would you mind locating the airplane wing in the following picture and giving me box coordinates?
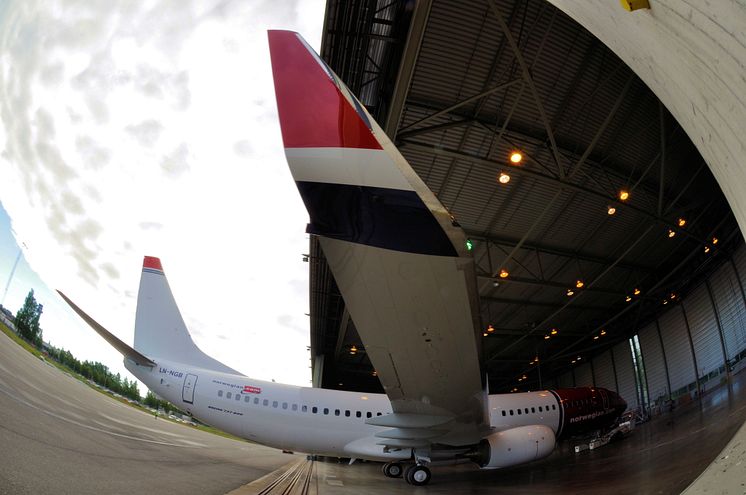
[268,31,488,447]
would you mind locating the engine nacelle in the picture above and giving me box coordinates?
[477,425,556,469]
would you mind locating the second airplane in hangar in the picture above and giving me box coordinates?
[60,30,627,486]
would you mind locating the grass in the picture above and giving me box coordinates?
[0,320,249,443]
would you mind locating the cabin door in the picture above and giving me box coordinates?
[182,373,198,404]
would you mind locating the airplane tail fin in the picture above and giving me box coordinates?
[134,256,238,374]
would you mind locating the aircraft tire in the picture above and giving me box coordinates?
[382,462,403,478]
[404,465,431,486]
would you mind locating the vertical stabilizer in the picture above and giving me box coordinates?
[134,256,238,374]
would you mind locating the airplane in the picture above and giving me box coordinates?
[58,30,627,487]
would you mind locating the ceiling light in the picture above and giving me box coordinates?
[487,324,494,333]
[668,229,676,238]
[493,280,500,288]
[509,151,523,164]
[625,295,632,302]
[350,345,358,355]
[499,269,509,279]
[577,356,582,361]
[544,334,550,340]
[566,289,574,296]
[522,375,527,380]
[576,280,584,288]
[600,329,606,336]
[704,245,711,253]
[550,328,558,335]
[483,332,488,337]
[670,293,677,300]
[498,172,511,184]
[663,299,668,305]
[466,238,474,251]
[593,335,599,340]
[607,205,616,215]
[619,190,630,201]
[678,218,686,227]
[372,371,377,376]
[712,237,719,245]
[571,359,576,364]
[633,288,641,296]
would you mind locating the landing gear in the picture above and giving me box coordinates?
[404,464,431,486]
[382,462,403,478]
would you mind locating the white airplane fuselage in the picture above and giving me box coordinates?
[127,357,623,463]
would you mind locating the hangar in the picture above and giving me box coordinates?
[306,0,746,489]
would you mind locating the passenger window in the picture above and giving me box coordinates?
[244,396,250,403]
[524,408,529,414]
[226,392,232,399]
[236,394,241,401]
[218,390,223,397]
[539,406,543,412]
[334,409,340,416]
[356,411,362,418]
[510,410,514,416]
[292,404,298,411]
[366,412,372,418]
[517,409,522,415]
[377,412,382,416]
[254,398,259,404]
[345,410,350,417]
[323,408,329,415]
[312,406,318,414]
[552,404,556,410]
[302,405,307,412]
[272,401,278,408]
[531,407,535,413]
[282,402,288,410]
[501,410,506,417]
[263,399,269,406]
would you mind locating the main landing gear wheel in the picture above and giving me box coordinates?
[404,464,431,486]
[382,462,403,478]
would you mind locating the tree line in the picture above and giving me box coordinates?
[10,289,181,413]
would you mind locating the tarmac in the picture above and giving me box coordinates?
[0,330,292,495]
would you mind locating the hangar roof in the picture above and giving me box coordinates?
[310,0,741,393]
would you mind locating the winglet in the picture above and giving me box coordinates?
[57,290,156,368]
[143,256,163,272]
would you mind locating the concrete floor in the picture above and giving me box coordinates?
[0,331,292,495]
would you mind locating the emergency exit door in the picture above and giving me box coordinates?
[182,373,198,404]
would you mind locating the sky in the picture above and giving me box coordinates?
[0,0,326,389]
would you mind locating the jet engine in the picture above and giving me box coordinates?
[476,425,556,469]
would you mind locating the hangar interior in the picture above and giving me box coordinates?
[308,0,746,423]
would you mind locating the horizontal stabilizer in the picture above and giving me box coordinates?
[57,291,156,368]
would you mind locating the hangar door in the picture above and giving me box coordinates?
[593,351,616,392]
[683,284,725,379]
[658,306,696,395]
[575,363,593,387]
[710,257,746,362]
[558,371,574,388]
[613,341,638,411]
[638,322,669,403]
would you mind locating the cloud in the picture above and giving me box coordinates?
[125,119,164,147]
[160,142,190,177]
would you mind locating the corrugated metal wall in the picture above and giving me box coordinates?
[613,341,638,411]
[575,363,593,387]
[657,306,696,394]
[558,371,574,388]
[683,284,725,379]
[592,351,616,391]
[638,321,669,403]
[710,259,746,362]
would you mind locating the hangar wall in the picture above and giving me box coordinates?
[558,245,746,414]
[547,1,746,245]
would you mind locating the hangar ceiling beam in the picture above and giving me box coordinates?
[477,274,624,296]
[401,140,713,247]
[486,0,565,179]
[382,0,432,138]
[482,296,608,312]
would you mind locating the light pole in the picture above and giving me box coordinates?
[1,249,22,306]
